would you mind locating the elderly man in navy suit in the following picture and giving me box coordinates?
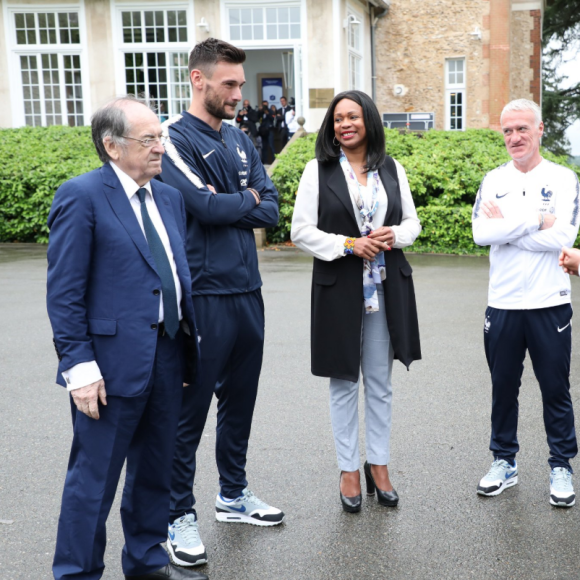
[47,96,208,580]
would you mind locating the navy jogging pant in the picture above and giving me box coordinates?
[484,304,577,471]
[169,290,265,520]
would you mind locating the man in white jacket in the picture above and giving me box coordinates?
[472,98,580,507]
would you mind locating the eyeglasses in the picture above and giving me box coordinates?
[123,135,167,148]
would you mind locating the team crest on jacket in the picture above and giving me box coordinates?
[236,145,247,163]
[541,187,553,201]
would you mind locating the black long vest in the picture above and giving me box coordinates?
[311,157,421,382]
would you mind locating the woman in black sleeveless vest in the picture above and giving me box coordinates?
[291,91,421,513]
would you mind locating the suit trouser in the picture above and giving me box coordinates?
[169,290,264,520]
[484,304,577,471]
[329,286,394,472]
[52,332,183,580]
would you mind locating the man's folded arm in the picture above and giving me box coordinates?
[231,144,279,229]
[46,182,97,375]
[509,174,580,252]
[472,180,539,246]
[161,134,257,225]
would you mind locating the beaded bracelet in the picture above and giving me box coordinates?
[344,237,356,255]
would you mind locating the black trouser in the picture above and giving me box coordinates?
[484,304,577,471]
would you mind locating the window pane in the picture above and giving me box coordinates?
[279,24,289,39]
[145,11,154,26]
[167,11,176,26]
[290,7,300,22]
[230,26,241,41]
[253,8,263,23]
[178,11,186,26]
[254,25,264,40]
[241,9,252,24]
[456,72,464,84]
[241,25,252,41]
[15,13,24,28]
[290,24,300,39]
[267,24,277,39]
[278,8,289,24]
[230,9,240,25]
[266,8,276,23]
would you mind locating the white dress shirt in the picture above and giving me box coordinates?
[62,162,183,391]
[291,158,422,261]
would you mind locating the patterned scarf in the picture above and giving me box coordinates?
[339,150,386,313]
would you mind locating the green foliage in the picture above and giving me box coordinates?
[413,205,486,255]
[268,129,580,251]
[0,126,100,243]
[542,0,580,156]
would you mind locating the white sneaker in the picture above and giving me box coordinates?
[167,513,208,566]
[477,459,518,496]
[550,467,575,507]
[215,488,284,526]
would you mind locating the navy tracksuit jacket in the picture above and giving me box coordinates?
[158,112,279,513]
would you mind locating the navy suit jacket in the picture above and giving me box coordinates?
[47,162,200,397]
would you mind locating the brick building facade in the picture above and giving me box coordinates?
[374,0,544,131]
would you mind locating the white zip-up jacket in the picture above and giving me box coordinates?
[472,158,580,310]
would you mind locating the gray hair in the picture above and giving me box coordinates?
[91,95,152,163]
[500,98,542,127]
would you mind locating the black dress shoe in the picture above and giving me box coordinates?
[340,472,362,513]
[125,562,209,580]
[364,461,399,507]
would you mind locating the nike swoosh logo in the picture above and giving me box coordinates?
[558,323,571,332]
[505,471,516,479]
[496,192,509,199]
[203,149,215,159]
[226,504,246,513]
[168,531,175,541]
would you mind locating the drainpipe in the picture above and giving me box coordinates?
[370,3,389,102]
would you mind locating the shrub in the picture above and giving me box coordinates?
[268,129,580,247]
[0,126,100,243]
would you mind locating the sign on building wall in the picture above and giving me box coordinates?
[382,112,435,130]
[262,78,283,109]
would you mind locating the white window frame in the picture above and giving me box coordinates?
[112,2,193,120]
[4,3,91,127]
[445,57,466,131]
[222,0,302,48]
[346,5,363,91]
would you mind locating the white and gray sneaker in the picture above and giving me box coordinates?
[215,488,285,526]
[550,467,575,507]
[167,513,208,567]
[477,459,518,496]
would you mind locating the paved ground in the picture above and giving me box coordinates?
[2,244,580,580]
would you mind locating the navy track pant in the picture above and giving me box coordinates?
[484,304,577,471]
[169,290,264,520]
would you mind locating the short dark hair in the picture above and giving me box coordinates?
[90,95,151,164]
[188,38,246,78]
[281,96,287,100]
[315,90,386,172]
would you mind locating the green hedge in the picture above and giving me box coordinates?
[1,125,579,252]
[0,126,100,243]
[269,129,580,248]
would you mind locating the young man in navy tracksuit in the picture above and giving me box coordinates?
[157,38,283,568]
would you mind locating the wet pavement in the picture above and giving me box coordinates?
[2,244,580,580]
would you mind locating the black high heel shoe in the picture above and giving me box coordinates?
[364,461,399,507]
[340,472,362,513]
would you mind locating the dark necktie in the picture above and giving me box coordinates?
[137,187,179,339]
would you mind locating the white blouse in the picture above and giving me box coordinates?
[291,158,422,261]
